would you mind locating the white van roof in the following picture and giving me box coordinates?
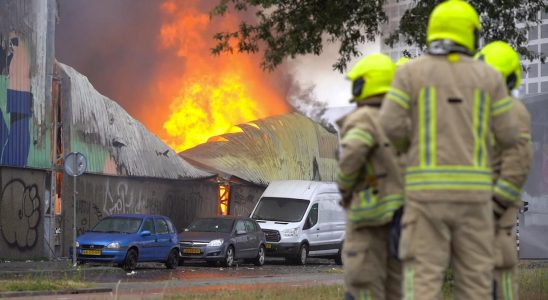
[261,180,338,200]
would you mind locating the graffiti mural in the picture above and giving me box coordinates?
[0,33,32,167]
[0,179,41,251]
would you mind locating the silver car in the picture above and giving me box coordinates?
[178,216,266,267]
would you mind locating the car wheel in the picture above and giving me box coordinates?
[222,245,235,267]
[335,248,343,266]
[123,249,138,272]
[165,249,179,269]
[294,244,308,265]
[253,245,266,266]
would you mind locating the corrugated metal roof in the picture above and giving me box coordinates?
[58,62,212,180]
[180,112,339,186]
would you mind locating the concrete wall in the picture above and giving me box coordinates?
[60,174,217,256]
[229,184,266,217]
[0,167,47,259]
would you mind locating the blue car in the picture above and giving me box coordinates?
[75,214,180,271]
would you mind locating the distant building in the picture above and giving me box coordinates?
[522,11,548,95]
[380,0,421,61]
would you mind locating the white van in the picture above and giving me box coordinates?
[249,180,345,265]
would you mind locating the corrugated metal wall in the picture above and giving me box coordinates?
[0,0,52,169]
[58,63,212,180]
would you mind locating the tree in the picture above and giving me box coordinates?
[211,0,546,72]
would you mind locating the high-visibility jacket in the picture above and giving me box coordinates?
[379,54,520,202]
[492,98,533,210]
[336,96,404,228]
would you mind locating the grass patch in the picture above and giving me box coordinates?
[0,279,90,292]
[168,285,344,300]
[518,265,548,299]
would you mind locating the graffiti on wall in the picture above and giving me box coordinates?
[0,33,32,167]
[67,176,213,239]
[0,179,41,250]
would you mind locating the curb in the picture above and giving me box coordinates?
[0,287,112,298]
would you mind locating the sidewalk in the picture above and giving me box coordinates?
[0,258,121,278]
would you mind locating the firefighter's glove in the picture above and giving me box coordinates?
[492,196,509,220]
[339,188,352,209]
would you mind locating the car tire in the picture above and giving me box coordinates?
[293,244,308,265]
[165,249,179,269]
[222,245,235,267]
[123,249,138,272]
[335,248,343,266]
[253,245,266,266]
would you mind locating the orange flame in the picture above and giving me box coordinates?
[157,0,289,152]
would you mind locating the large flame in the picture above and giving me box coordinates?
[157,0,289,152]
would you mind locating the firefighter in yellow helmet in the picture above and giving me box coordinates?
[476,41,532,300]
[379,1,520,299]
[336,53,404,300]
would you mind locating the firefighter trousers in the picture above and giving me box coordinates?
[493,207,519,300]
[343,223,401,300]
[399,200,494,300]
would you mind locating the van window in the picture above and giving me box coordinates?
[251,197,310,222]
[304,203,319,230]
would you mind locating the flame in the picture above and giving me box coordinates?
[157,0,289,152]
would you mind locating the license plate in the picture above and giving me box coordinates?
[82,249,101,255]
[265,243,272,249]
[183,247,202,254]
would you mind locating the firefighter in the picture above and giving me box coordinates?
[336,53,404,300]
[378,0,520,299]
[476,41,533,300]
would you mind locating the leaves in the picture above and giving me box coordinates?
[211,0,546,72]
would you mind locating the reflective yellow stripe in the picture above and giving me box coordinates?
[494,179,522,203]
[520,132,531,140]
[359,289,371,300]
[406,166,492,191]
[491,97,513,116]
[473,89,489,167]
[404,266,415,300]
[503,271,514,300]
[350,193,403,224]
[342,128,375,147]
[386,88,410,109]
[419,87,436,167]
[336,169,359,189]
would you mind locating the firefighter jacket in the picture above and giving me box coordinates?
[379,54,520,203]
[336,95,404,228]
[492,98,532,209]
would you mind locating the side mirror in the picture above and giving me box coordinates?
[236,230,246,235]
[141,230,151,237]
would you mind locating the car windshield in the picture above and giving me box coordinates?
[92,217,143,234]
[251,197,310,222]
[187,218,234,233]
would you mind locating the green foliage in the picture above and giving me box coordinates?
[211,0,546,72]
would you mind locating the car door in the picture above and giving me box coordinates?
[233,220,249,258]
[302,203,321,250]
[244,220,259,258]
[139,217,157,260]
[154,217,172,260]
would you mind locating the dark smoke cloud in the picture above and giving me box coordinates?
[55,0,181,125]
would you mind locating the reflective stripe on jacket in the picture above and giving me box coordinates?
[379,54,520,202]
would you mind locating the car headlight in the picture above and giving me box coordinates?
[75,241,80,248]
[106,242,121,249]
[207,239,224,247]
[282,227,300,237]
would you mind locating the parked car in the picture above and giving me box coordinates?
[75,214,180,271]
[250,180,345,265]
[178,216,266,267]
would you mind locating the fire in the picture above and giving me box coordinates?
[157,0,290,152]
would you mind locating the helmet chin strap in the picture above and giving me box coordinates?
[427,40,473,56]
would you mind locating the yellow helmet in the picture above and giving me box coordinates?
[347,53,395,102]
[475,41,522,90]
[427,0,481,52]
[395,57,410,67]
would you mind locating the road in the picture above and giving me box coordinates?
[16,258,343,299]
